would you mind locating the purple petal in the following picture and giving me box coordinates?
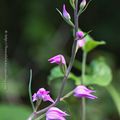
[74,85,97,99]
[48,54,66,65]
[43,94,54,103]
[48,107,68,116]
[77,39,86,47]
[46,107,68,120]
[76,31,84,39]
[32,93,37,102]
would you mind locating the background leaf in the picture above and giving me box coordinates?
[0,104,31,120]
[81,57,112,86]
[106,85,120,116]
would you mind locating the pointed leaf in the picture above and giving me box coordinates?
[83,35,106,52]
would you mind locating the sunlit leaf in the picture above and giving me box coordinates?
[83,35,106,52]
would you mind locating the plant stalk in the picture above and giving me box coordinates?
[81,52,87,120]
[29,69,35,112]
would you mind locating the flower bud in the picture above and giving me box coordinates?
[63,4,71,20]
[74,85,97,99]
[80,0,86,9]
[76,31,86,48]
[48,54,67,74]
[46,107,68,120]
[76,31,84,39]
[48,54,66,65]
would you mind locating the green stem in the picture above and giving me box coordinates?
[35,100,42,111]
[60,90,74,101]
[29,69,35,112]
[81,52,87,120]
[35,113,45,120]
[81,52,87,84]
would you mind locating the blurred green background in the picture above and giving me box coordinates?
[0,0,120,120]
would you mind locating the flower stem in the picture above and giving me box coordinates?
[34,113,45,120]
[29,69,35,112]
[81,52,87,120]
[35,100,42,111]
[60,90,74,101]
[81,52,87,84]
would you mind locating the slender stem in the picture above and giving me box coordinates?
[60,90,74,101]
[81,52,87,120]
[81,52,87,84]
[29,69,35,112]
[27,1,79,119]
[34,113,46,120]
[35,100,42,111]
[74,0,79,35]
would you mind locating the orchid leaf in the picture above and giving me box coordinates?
[79,57,112,86]
[83,35,106,52]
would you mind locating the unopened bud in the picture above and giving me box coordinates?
[80,0,86,9]
[63,4,71,20]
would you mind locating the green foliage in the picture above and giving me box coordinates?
[83,35,106,52]
[48,66,79,85]
[48,57,112,87]
[48,66,64,84]
[48,66,75,97]
[83,57,112,86]
[0,104,31,120]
